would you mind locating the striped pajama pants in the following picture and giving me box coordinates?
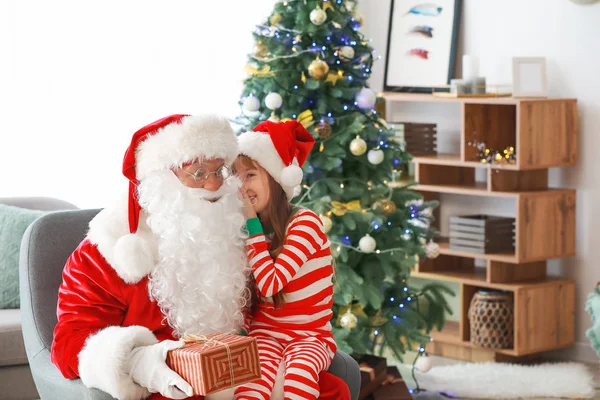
[233,335,333,400]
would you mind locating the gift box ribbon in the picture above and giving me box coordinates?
[181,334,236,386]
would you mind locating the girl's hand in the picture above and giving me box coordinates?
[239,187,258,219]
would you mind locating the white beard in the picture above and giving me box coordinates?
[137,170,250,338]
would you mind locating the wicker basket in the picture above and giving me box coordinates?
[468,290,514,349]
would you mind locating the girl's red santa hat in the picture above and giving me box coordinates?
[237,120,315,200]
[88,113,238,283]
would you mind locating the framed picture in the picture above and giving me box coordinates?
[383,0,462,93]
[512,57,548,98]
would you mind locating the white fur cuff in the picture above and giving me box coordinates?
[78,325,158,400]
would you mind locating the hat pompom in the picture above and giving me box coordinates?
[293,185,302,198]
[280,164,304,187]
[112,233,155,284]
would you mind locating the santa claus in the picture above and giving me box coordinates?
[50,114,350,400]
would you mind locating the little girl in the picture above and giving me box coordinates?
[233,120,336,400]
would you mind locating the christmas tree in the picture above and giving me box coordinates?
[237,0,452,361]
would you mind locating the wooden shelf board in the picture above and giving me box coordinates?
[381,92,577,105]
[412,183,519,198]
[388,181,573,200]
[412,268,573,291]
[411,154,519,170]
[429,321,519,356]
[438,242,517,263]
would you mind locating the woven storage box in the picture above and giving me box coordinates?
[468,290,514,349]
[449,214,515,254]
[393,122,437,156]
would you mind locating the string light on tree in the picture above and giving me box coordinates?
[359,234,377,253]
[367,148,384,165]
[308,58,330,80]
[356,87,377,109]
[340,309,358,329]
[350,136,367,156]
[309,6,328,25]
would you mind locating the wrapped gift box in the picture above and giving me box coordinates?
[357,354,388,400]
[166,333,261,396]
[372,366,413,400]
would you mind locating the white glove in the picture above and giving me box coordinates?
[127,339,194,399]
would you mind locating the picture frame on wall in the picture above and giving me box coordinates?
[512,57,548,98]
[383,0,462,93]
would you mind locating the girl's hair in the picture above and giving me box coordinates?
[234,155,294,309]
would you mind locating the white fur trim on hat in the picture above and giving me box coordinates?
[87,192,157,284]
[237,130,302,200]
[78,325,157,400]
[135,114,239,181]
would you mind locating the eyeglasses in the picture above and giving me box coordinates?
[180,164,232,184]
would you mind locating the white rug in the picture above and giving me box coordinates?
[415,362,595,398]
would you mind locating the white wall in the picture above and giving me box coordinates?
[0,0,275,208]
[358,0,600,362]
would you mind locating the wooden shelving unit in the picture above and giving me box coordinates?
[383,93,578,362]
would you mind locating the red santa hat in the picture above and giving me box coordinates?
[237,120,315,200]
[122,113,238,234]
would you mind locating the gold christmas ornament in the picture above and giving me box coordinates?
[350,136,367,156]
[308,58,330,80]
[340,309,358,329]
[254,42,268,58]
[322,1,334,12]
[310,7,328,25]
[320,215,333,233]
[325,70,344,86]
[315,121,332,139]
[269,12,283,25]
[380,200,397,216]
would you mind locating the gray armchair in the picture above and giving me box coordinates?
[19,209,360,400]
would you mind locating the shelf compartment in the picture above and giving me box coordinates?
[518,100,578,170]
[487,260,546,284]
[424,279,575,360]
[489,168,548,192]
[412,153,519,170]
[516,190,576,262]
[463,103,517,165]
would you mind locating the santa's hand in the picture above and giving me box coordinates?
[126,339,194,399]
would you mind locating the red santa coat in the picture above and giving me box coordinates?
[51,205,350,400]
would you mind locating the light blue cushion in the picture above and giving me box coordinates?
[0,204,48,308]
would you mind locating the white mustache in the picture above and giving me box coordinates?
[185,181,238,201]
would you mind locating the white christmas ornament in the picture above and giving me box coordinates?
[359,234,377,253]
[367,149,384,165]
[415,355,433,373]
[340,46,355,60]
[356,88,377,109]
[265,92,283,110]
[321,215,333,233]
[425,240,440,259]
[340,309,358,329]
[243,96,260,112]
[310,8,327,25]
